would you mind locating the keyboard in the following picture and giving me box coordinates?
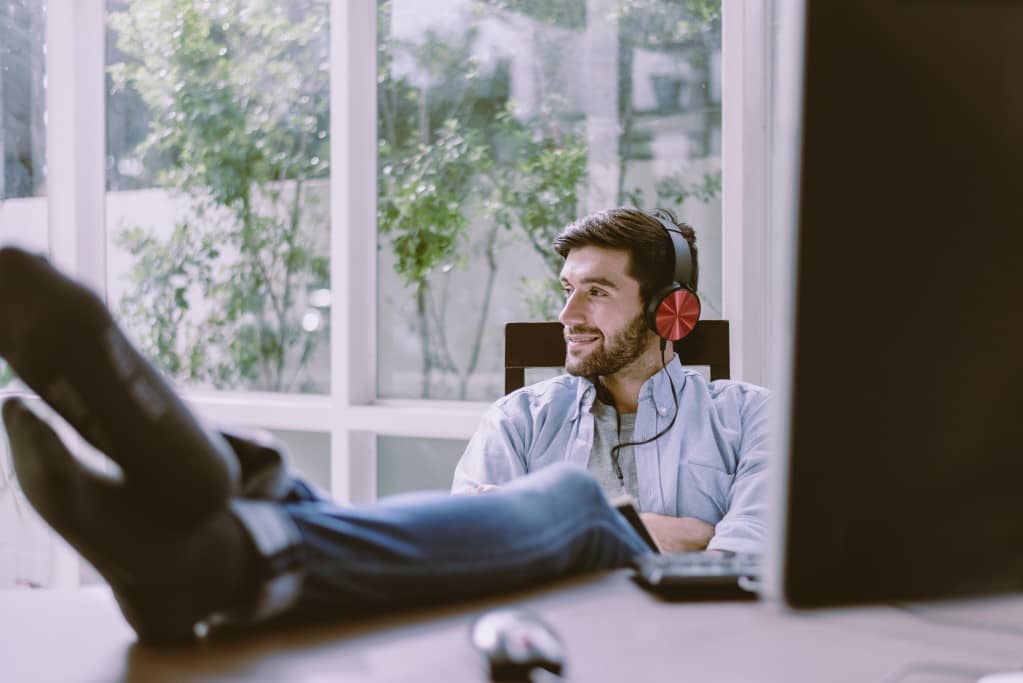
[631,551,761,601]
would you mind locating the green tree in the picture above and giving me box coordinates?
[377,2,590,398]
[377,2,500,398]
[108,0,330,392]
[492,108,588,318]
[616,0,722,203]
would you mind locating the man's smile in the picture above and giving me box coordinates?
[565,333,601,350]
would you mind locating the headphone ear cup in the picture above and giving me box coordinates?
[645,283,676,335]
[646,284,701,341]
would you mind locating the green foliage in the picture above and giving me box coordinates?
[656,169,722,206]
[617,0,721,47]
[379,121,491,288]
[477,0,720,45]
[0,361,14,388]
[624,168,723,210]
[376,3,594,394]
[108,0,330,392]
[493,108,588,281]
[476,0,585,28]
[519,276,566,321]
[115,223,214,381]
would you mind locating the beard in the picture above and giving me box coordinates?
[565,313,649,377]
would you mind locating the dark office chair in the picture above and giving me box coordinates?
[504,320,730,394]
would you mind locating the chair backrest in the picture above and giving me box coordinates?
[504,320,730,394]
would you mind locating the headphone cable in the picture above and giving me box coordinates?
[609,338,680,484]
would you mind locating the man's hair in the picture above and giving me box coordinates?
[552,207,698,305]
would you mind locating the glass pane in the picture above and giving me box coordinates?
[0,0,46,203]
[377,435,467,497]
[376,0,722,400]
[0,0,48,391]
[104,0,331,394]
[272,428,331,492]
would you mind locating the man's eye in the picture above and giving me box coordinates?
[589,288,607,297]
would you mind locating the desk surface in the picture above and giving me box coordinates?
[2,571,1023,683]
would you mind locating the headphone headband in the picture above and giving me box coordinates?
[650,214,694,290]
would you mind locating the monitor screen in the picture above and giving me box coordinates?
[770,1,1023,606]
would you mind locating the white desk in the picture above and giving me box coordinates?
[1,571,1022,682]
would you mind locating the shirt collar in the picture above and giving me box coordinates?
[572,355,688,419]
[640,355,688,413]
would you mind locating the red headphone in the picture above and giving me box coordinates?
[644,215,701,342]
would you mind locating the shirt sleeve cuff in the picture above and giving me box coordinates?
[706,522,765,555]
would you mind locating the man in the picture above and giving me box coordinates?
[453,208,770,554]
[0,245,648,644]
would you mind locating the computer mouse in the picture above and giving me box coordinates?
[469,608,565,681]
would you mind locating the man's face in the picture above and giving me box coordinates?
[558,246,652,377]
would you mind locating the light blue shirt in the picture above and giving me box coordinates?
[452,357,771,553]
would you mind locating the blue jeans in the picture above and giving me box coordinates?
[227,441,649,621]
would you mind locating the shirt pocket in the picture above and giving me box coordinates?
[678,461,735,524]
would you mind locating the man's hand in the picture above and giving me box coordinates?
[639,513,715,552]
[475,484,501,494]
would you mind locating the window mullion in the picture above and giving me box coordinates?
[46,0,105,292]
[331,0,378,503]
[43,0,106,589]
[722,0,771,386]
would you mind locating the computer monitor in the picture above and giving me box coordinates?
[767,1,1023,606]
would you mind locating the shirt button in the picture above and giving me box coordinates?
[658,407,667,416]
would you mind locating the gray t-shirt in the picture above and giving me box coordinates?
[587,400,639,502]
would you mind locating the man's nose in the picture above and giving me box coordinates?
[558,292,584,327]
